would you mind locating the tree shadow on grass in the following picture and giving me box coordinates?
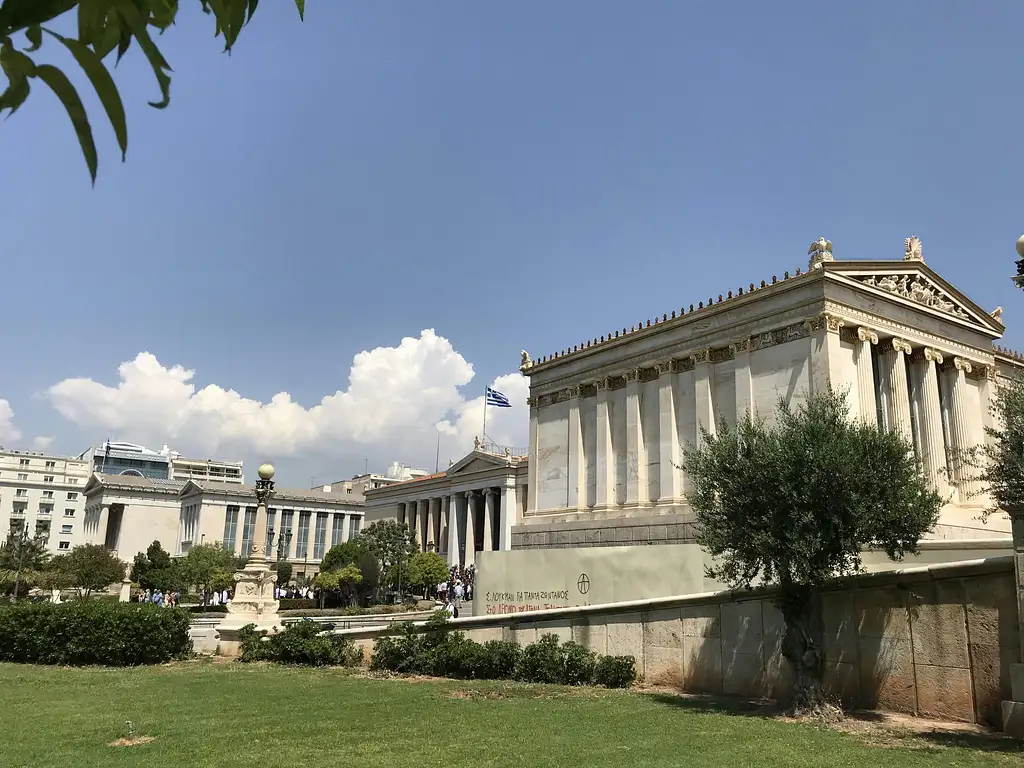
[905,729,1023,755]
[643,691,782,719]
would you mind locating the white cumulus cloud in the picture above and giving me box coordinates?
[32,436,54,451]
[0,399,20,443]
[44,330,528,466]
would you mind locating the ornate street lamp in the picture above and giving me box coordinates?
[1014,235,1024,290]
[216,463,282,656]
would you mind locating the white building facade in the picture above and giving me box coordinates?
[519,244,1023,546]
[0,448,91,553]
[363,449,529,567]
[85,440,244,484]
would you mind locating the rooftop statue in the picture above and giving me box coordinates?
[807,237,834,269]
[904,236,924,262]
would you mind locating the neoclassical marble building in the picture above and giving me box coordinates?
[517,240,1022,547]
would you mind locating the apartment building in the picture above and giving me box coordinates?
[0,448,91,554]
[313,461,430,502]
[84,440,244,484]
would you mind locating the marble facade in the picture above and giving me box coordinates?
[519,248,1023,543]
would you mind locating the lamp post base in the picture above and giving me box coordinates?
[215,560,280,658]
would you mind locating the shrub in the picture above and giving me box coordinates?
[0,601,191,666]
[278,598,318,610]
[476,640,521,680]
[594,655,636,689]
[562,641,597,685]
[516,633,566,684]
[239,621,362,666]
[187,604,227,614]
[370,621,423,673]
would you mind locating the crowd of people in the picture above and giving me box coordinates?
[436,564,475,618]
[135,588,184,607]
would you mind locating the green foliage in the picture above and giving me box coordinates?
[684,388,941,707]
[0,0,306,183]
[968,372,1024,512]
[177,543,236,596]
[271,559,292,587]
[0,600,191,665]
[319,541,361,573]
[240,621,361,667]
[358,520,417,597]
[130,541,180,592]
[593,655,637,689]
[0,529,51,594]
[369,624,632,688]
[61,543,127,597]
[407,552,448,595]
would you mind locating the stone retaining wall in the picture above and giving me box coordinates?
[335,556,1020,727]
[511,513,697,549]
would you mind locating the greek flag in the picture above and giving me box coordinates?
[485,387,512,408]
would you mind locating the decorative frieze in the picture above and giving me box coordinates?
[690,349,712,365]
[749,322,810,351]
[578,383,598,398]
[606,375,627,391]
[710,346,735,364]
[638,367,660,383]
[858,273,970,320]
[624,369,639,382]
[729,338,750,354]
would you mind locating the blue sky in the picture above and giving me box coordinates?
[1,1,1021,486]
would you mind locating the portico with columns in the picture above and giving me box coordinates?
[518,238,1023,547]
[363,448,528,567]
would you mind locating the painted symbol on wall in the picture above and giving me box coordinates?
[577,573,590,595]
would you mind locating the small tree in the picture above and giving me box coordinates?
[313,570,340,609]
[336,563,363,606]
[407,552,448,598]
[684,389,941,712]
[130,540,178,591]
[359,520,417,600]
[271,560,292,588]
[0,530,50,596]
[319,540,362,573]
[966,373,1024,513]
[178,543,236,602]
[62,544,126,598]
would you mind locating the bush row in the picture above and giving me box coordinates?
[370,617,636,688]
[239,621,362,667]
[0,601,192,666]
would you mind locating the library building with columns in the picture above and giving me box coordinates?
[516,237,1023,549]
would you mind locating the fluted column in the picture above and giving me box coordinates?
[732,339,753,421]
[426,498,438,552]
[445,495,460,567]
[805,312,845,396]
[910,347,950,498]
[657,360,680,503]
[408,501,418,547]
[397,502,407,526]
[463,491,476,567]
[483,489,496,551]
[527,396,540,514]
[499,483,517,550]
[944,357,982,502]
[567,386,586,511]
[595,378,615,508]
[879,337,913,439]
[625,369,649,507]
[692,350,715,437]
[853,328,879,425]
[417,499,429,553]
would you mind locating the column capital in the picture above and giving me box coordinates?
[526,395,539,407]
[857,327,879,345]
[690,348,713,365]
[910,347,944,365]
[624,369,640,383]
[804,312,844,334]
[941,356,973,374]
[729,338,751,354]
[879,337,913,355]
[484,488,497,497]
[464,490,474,498]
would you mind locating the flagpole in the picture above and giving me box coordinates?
[482,387,488,448]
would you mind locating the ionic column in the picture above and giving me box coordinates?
[408,501,418,546]
[527,396,540,514]
[97,503,110,547]
[417,499,429,552]
[499,483,517,550]
[805,312,845,396]
[692,350,715,437]
[463,491,476,567]
[910,347,951,498]
[595,379,616,508]
[483,489,496,551]
[445,495,460,567]
[439,497,450,556]
[944,357,982,502]
[567,386,586,511]
[853,328,879,425]
[426,498,438,552]
[732,339,753,421]
[657,360,680,503]
[625,369,649,507]
[397,502,407,526]
[879,337,914,439]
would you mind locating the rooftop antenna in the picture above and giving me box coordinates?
[365,458,368,475]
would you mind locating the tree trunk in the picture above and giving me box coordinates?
[777,587,829,715]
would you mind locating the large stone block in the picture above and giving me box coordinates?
[965,574,1019,651]
[969,643,1013,727]
[721,600,763,657]
[571,619,607,654]
[534,621,572,643]
[823,660,860,707]
[909,581,969,668]
[822,590,858,663]
[681,604,720,637]
[855,586,910,640]
[1002,699,1024,738]
[644,609,683,649]
[1012,662,1024,700]
[723,651,767,697]
[681,634,723,694]
[915,664,975,722]
[858,636,917,714]
[650,525,668,541]
[514,624,538,645]
[760,600,786,660]
[605,613,644,660]
[644,644,684,686]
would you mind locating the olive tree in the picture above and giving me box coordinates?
[0,0,306,182]
[973,372,1024,512]
[683,389,941,712]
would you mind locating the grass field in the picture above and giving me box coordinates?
[0,661,1020,767]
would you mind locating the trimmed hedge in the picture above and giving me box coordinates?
[369,618,636,688]
[239,621,362,667]
[0,601,192,666]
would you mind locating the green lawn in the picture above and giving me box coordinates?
[0,662,1019,768]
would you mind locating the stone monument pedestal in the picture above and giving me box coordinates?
[1001,505,1024,737]
[216,561,281,657]
[119,577,132,603]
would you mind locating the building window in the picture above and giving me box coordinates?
[331,514,345,546]
[43,476,54,483]
[68,478,78,485]
[12,503,27,517]
[64,509,75,518]
[295,512,311,559]
[239,507,257,556]
[313,513,328,559]
[223,505,239,553]
[61,524,73,534]
[45,461,55,469]
[349,516,361,538]
[58,541,70,550]
[17,473,27,481]
[38,507,51,516]
[19,458,29,467]
[280,510,294,558]
[42,491,53,500]
[15,489,26,497]
[180,503,199,553]
[265,509,277,557]
[67,492,78,501]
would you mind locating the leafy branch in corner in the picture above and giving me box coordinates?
[0,0,306,183]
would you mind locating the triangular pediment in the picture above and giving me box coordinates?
[83,473,104,494]
[824,261,1005,336]
[447,450,511,476]
[178,479,204,498]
